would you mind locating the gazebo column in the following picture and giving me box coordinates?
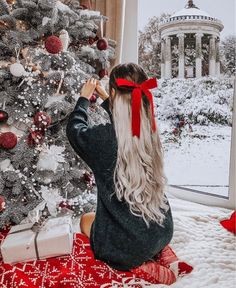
[195,33,203,78]
[161,39,165,78]
[165,36,172,79]
[177,33,185,78]
[209,35,217,76]
[215,38,221,76]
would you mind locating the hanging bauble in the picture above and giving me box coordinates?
[0,132,17,149]
[59,29,70,52]
[0,196,6,213]
[80,4,89,9]
[97,38,108,50]
[99,69,108,79]
[0,110,8,123]
[45,35,63,54]
[27,129,45,146]
[33,111,52,129]
[9,62,25,77]
[89,94,97,104]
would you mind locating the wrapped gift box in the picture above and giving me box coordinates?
[1,215,73,264]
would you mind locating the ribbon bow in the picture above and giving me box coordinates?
[115,78,158,138]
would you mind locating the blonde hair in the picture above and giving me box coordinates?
[109,63,169,228]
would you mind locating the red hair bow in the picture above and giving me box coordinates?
[115,78,158,138]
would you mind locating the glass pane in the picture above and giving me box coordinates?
[138,0,235,198]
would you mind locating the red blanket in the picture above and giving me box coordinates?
[0,228,192,287]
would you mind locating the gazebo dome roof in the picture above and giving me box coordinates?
[171,7,211,18]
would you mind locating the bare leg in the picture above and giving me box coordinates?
[80,212,95,238]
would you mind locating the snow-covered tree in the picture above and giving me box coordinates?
[138,14,170,78]
[0,0,115,228]
[220,35,236,76]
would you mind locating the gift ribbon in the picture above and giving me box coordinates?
[9,220,47,260]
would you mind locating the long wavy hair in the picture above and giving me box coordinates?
[108,63,169,228]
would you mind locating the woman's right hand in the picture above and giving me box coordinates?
[80,78,97,100]
[95,81,109,100]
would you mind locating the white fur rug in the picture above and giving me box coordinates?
[153,196,236,288]
[73,196,236,288]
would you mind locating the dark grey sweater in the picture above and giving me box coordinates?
[66,96,174,271]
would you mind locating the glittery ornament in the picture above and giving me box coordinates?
[0,110,8,123]
[27,129,45,146]
[34,111,52,129]
[89,94,97,104]
[45,36,63,54]
[99,69,108,79]
[0,132,17,149]
[96,38,108,50]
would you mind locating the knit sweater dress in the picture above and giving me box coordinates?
[66,96,174,271]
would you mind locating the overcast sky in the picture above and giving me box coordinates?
[138,0,236,39]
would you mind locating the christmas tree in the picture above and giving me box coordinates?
[0,0,116,228]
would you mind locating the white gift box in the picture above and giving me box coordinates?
[1,215,73,264]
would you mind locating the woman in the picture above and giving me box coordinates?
[66,63,174,273]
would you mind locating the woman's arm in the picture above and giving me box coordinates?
[100,98,113,123]
[66,96,94,167]
[66,78,97,167]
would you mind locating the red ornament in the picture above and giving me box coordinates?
[80,4,89,9]
[27,129,45,146]
[34,111,51,129]
[88,37,95,45]
[0,195,6,212]
[59,200,72,210]
[99,69,108,79]
[0,110,8,123]
[89,94,97,104]
[88,35,99,45]
[0,132,17,149]
[45,36,63,54]
[96,38,108,50]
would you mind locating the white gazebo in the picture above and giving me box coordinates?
[159,0,224,79]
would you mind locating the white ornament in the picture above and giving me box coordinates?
[37,145,66,173]
[59,29,70,51]
[10,62,25,77]
[42,16,51,26]
[0,159,14,172]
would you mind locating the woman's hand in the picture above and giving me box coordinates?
[95,81,109,100]
[80,78,97,99]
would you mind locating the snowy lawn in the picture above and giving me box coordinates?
[159,120,232,197]
[154,77,234,198]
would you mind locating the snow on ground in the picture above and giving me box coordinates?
[158,120,232,197]
[153,77,234,198]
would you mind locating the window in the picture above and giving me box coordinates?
[125,0,236,209]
